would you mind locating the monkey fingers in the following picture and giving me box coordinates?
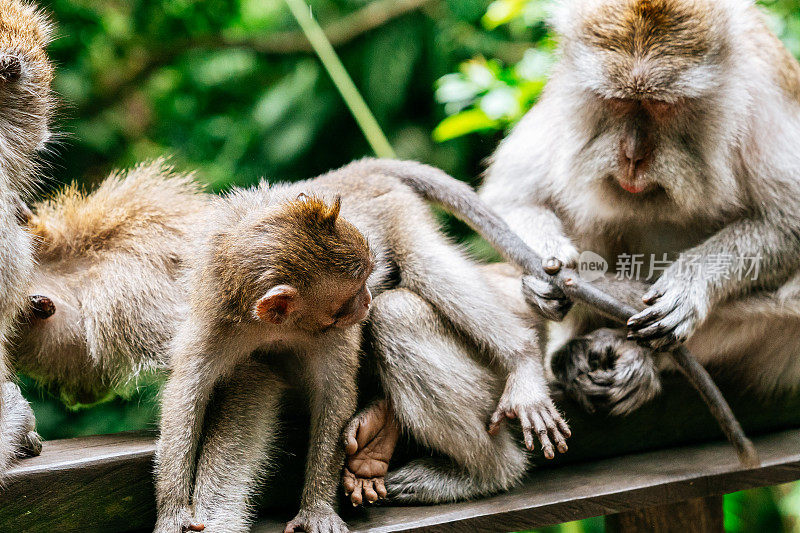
[343,468,387,505]
[521,274,573,321]
[489,399,570,458]
[627,292,698,350]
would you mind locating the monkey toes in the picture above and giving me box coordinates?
[342,399,400,506]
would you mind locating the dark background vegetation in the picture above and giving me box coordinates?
[19,1,800,531]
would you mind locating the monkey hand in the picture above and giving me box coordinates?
[522,273,573,321]
[627,274,709,350]
[488,380,570,459]
[342,399,399,506]
[521,244,578,321]
[284,506,348,533]
[550,328,662,416]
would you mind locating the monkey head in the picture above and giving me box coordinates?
[251,195,374,333]
[549,0,752,224]
[0,1,54,183]
[211,193,374,335]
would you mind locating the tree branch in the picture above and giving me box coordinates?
[235,0,437,54]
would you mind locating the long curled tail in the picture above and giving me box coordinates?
[351,157,544,274]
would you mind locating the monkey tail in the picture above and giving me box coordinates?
[353,157,759,468]
[352,157,545,274]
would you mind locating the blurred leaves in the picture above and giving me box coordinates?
[433,0,800,142]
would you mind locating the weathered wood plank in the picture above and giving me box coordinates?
[605,496,724,533]
[253,428,800,533]
[4,375,800,532]
[2,432,157,533]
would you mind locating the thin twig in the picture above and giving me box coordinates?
[284,0,395,158]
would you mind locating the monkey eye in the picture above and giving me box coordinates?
[604,97,637,116]
[643,99,678,121]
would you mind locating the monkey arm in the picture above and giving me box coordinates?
[628,214,800,351]
[285,330,359,533]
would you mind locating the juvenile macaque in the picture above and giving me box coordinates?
[0,0,55,475]
[155,159,570,533]
[480,0,800,414]
[14,161,208,405]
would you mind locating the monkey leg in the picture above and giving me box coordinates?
[192,361,287,533]
[367,289,529,504]
[0,382,41,475]
[342,397,400,505]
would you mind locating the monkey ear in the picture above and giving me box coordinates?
[296,192,309,201]
[254,285,299,324]
[324,196,341,223]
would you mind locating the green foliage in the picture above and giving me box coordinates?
[433,0,800,141]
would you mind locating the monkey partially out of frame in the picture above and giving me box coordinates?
[155,159,571,533]
[15,161,208,406]
[0,0,55,477]
[478,0,800,414]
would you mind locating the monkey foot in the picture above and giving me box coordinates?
[342,398,400,506]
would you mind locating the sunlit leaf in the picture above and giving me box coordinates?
[432,108,499,142]
[480,86,520,119]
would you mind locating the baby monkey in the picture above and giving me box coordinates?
[156,159,570,533]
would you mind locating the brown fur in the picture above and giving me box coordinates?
[574,0,729,99]
[209,195,371,322]
[31,161,205,260]
[14,161,209,405]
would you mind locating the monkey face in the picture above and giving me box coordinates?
[297,277,373,333]
[548,0,747,225]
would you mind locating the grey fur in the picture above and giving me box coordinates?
[479,0,800,414]
[0,0,56,478]
[155,160,568,532]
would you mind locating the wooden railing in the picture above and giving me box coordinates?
[3,376,800,533]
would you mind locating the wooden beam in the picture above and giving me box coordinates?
[254,428,800,532]
[606,496,724,533]
[3,428,798,532]
[6,375,800,532]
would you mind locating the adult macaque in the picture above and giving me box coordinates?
[0,0,55,475]
[480,0,800,414]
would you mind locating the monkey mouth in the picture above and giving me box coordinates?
[615,176,656,195]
